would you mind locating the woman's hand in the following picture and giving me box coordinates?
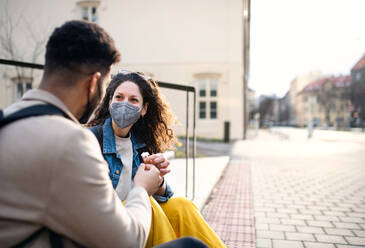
[142,153,171,176]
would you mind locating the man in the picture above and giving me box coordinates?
[0,20,162,247]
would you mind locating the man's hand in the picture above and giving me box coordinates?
[142,153,171,176]
[133,163,160,196]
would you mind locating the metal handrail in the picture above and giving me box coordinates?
[0,58,197,200]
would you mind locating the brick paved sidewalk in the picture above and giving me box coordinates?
[202,159,255,248]
[203,129,365,248]
[248,129,365,248]
[253,157,365,248]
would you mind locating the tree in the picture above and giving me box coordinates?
[258,96,274,127]
[0,0,47,92]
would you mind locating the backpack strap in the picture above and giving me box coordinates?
[11,228,46,248]
[0,104,69,128]
[10,228,66,248]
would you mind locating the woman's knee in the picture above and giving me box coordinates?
[160,197,198,215]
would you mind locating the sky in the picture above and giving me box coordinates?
[249,0,365,97]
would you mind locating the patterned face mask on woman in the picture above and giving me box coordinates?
[109,102,141,129]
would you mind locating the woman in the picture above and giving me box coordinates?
[88,70,225,248]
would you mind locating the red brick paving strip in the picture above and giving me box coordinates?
[202,160,255,248]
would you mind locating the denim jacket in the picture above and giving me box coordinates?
[89,117,173,202]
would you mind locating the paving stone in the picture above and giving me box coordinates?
[353,230,365,237]
[346,212,365,218]
[296,226,324,234]
[290,204,307,209]
[322,211,346,217]
[269,224,296,232]
[315,234,347,244]
[333,222,362,230]
[314,215,340,222]
[256,238,272,248]
[256,223,269,230]
[310,206,329,211]
[267,212,290,219]
[340,217,365,224]
[255,217,281,224]
[303,242,336,248]
[300,209,323,215]
[345,237,365,246]
[337,245,365,248]
[324,228,354,236]
[291,214,315,220]
[255,212,266,217]
[286,232,316,241]
[307,220,334,228]
[351,208,365,213]
[277,208,299,214]
[272,240,304,248]
[255,207,276,212]
[264,203,286,209]
[330,207,351,212]
[281,219,306,226]
[256,230,285,239]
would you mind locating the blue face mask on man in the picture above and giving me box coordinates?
[109,102,141,129]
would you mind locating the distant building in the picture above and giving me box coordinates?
[297,75,351,128]
[288,72,323,126]
[248,88,257,114]
[278,91,290,125]
[350,54,365,127]
[0,0,245,140]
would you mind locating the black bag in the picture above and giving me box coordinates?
[1,104,70,248]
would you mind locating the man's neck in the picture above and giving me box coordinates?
[39,78,85,120]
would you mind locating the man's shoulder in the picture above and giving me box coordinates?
[1,108,97,153]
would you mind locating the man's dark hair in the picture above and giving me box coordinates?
[45,20,120,74]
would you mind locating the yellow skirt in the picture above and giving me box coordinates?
[145,197,226,248]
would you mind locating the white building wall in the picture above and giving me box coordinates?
[0,0,244,139]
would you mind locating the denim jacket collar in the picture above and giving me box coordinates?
[102,117,146,156]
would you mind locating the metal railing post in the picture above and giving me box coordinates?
[185,90,190,198]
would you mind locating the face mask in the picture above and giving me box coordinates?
[110,102,141,129]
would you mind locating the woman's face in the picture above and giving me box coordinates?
[111,81,147,116]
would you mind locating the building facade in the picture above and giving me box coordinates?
[350,54,365,126]
[0,0,245,140]
[296,75,351,128]
[288,71,323,126]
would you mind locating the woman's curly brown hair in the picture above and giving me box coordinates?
[87,72,178,153]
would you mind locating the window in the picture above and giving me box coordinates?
[197,77,219,119]
[81,6,98,22]
[356,72,361,81]
[199,80,206,97]
[210,102,217,119]
[77,1,100,22]
[15,80,32,99]
[199,102,206,119]
[210,79,217,97]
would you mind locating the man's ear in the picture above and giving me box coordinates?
[141,103,148,116]
[88,72,101,94]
